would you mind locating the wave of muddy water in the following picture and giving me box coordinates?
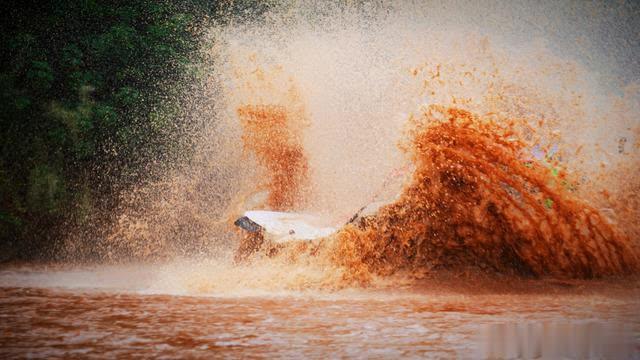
[0,264,638,358]
[232,103,639,284]
[330,106,640,282]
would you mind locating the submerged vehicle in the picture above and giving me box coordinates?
[233,202,387,262]
[232,144,571,263]
[232,164,409,262]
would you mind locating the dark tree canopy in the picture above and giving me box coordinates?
[0,0,273,261]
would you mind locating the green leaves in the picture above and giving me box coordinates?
[9,33,39,73]
[14,96,32,111]
[0,0,209,259]
[62,44,84,69]
[26,61,54,93]
[26,164,66,215]
[115,86,141,106]
[47,86,97,161]
[94,104,117,128]
[88,24,138,68]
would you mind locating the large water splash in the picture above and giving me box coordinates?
[334,106,638,282]
[86,1,639,290]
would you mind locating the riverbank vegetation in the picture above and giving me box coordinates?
[0,0,271,261]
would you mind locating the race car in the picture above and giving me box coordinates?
[233,201,387,263]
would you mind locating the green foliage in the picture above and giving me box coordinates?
[26,61,54,93]
[26,165,66,215]
[0,0,218,260]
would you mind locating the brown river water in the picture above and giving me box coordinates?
[0,265,638,359]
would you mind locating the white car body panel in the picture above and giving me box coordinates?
[243,210,337,244]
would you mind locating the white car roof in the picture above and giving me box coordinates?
[244,210,337,243]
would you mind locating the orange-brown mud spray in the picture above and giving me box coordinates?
[84,2,640,291]
[237,105,309,211]
[335,106,639,282]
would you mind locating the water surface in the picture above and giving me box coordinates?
[0,265,638,358]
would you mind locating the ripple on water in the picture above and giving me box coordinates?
[0,266,638,358]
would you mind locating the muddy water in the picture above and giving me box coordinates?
[332,107,640,282]
[1,266,638,359]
